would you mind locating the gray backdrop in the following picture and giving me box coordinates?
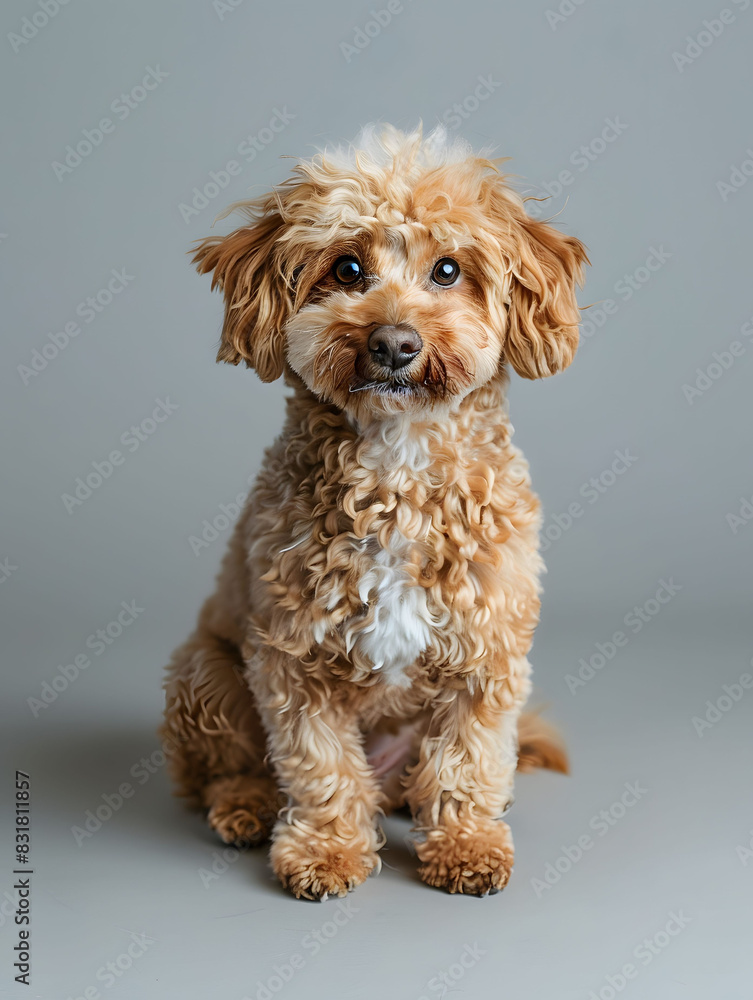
[2,0,751,997]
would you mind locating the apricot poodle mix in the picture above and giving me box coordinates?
[162,124,588,899]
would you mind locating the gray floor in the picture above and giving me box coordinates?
[3,613,751,999]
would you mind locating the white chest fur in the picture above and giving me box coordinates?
[355,530,432,687]
[350,416,437,687]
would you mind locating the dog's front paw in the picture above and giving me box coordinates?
[208,799,273,847]
[416,820,514,896]
[270,830,379,900]
[205,776,282,847]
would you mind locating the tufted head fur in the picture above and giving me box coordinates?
[193,124,589,424]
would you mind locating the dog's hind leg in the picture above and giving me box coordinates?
[161,615,283,846]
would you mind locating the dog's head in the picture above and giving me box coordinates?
[194,125,588,421]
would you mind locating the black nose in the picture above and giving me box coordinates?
[368,325,423,371]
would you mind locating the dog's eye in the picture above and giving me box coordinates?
[333,256,363,285]
[431,258,461,286]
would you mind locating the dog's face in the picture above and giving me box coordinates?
[194,126,588,421]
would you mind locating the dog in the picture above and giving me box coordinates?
[161,124,588,899]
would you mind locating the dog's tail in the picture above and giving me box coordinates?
[517,711,569,774]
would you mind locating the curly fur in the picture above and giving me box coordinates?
[161,124,587,899]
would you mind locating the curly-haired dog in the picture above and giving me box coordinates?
[162,125,588,899]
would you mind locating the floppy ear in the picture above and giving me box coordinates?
[192,197,292,381]
[504,212,589,379]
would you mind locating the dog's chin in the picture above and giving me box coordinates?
[296,373,442,421]
[297,363,494,422]
[345,374,444,418]
[350,377,424,399]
